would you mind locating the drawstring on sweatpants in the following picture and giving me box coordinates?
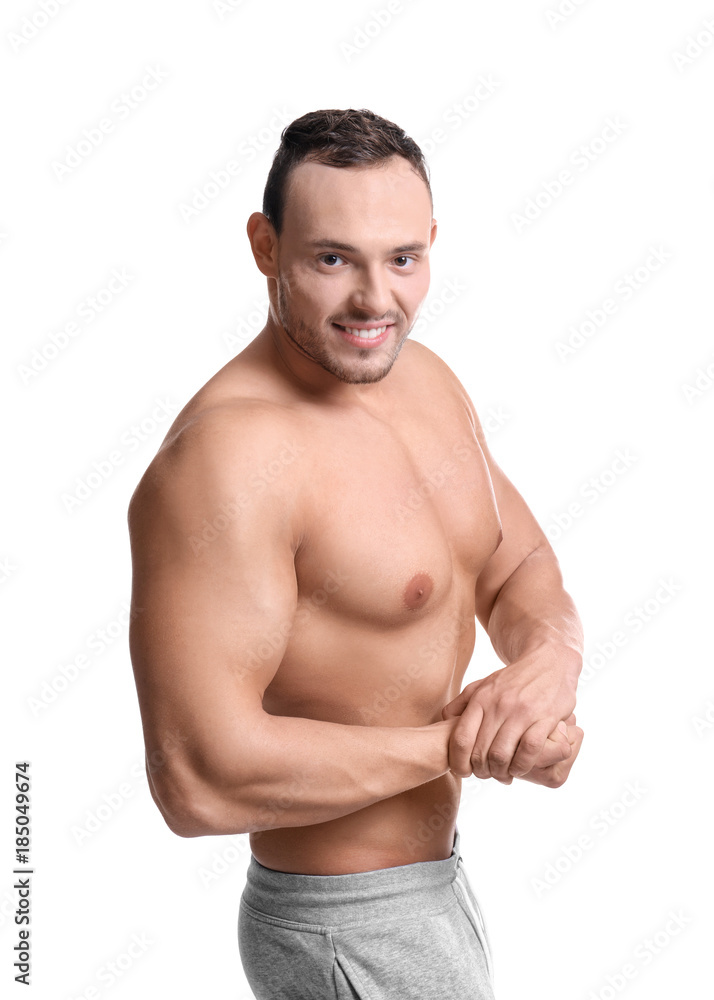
[453,858,495,984]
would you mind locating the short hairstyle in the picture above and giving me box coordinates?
[262,108,432,234]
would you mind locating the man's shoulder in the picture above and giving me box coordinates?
[401,339,476,417]
[128,394,302,528]
[402,338,463,386]
[170,393,297,453]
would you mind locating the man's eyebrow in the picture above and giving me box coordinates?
[306,239,429,254]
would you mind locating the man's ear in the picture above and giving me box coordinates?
[247,212,279,278]
[430,217,438,248]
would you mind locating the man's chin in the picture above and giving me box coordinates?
[332,367,393,385]
[322,347,402,384]
[281,318,406,384]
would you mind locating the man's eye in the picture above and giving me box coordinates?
[394,256,413,267]
[320,254,344,266]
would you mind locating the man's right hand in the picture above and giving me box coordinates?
[449,713,583,788]
[516,713,583,788]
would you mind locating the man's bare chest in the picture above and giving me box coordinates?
[293,404,503,628]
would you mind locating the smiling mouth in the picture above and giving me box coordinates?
[333,323,391,341]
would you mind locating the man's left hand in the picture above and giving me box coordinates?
[441,644,579,782]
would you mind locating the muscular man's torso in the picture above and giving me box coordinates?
[161,334,502,873]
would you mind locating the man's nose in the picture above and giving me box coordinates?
[349,265,392,318]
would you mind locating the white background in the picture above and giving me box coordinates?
[3,1,713,997]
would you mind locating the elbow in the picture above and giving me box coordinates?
[148,763,252,838]
[160,796,219,839]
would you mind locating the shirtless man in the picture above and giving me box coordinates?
[127,108,584,999]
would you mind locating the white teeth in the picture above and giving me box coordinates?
[343,325,387,339]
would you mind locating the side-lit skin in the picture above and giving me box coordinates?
[128,155,583,875]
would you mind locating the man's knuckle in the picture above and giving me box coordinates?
[497,694,518,714]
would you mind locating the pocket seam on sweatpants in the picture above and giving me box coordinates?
[330,931,375,1000]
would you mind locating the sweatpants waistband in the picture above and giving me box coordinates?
[242,829,463,927]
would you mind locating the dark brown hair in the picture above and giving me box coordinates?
[262,108,431,234]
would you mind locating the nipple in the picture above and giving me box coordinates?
[403,572,433,610]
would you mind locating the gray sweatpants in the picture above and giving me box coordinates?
[238,828,496,999]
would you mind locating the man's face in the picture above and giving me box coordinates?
[271,155,436,385]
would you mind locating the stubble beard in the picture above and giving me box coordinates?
[276,280,408,385]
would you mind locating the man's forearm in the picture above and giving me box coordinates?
[165,713,454,837]
[486,542,583,679]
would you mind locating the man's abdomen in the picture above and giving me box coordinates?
[248,771,462,874]
[252,603,473,874]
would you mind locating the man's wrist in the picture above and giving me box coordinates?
[518,630,583,686]
[421,718,457,777]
